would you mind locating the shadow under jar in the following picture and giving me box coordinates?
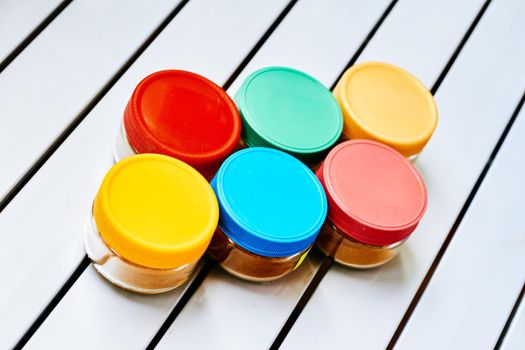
[333,62,438,161]
[84,154,219,294]
[316,140,428,268]
[114,69,241,180]
[234,66,343,168]
[208,147,328,282]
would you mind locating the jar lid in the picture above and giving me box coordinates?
[235,67,342,164]
[124,70,241,178]
[317,140,427,246]
[93,154,219,269]
[212,148,327,257]
[335,62,437,157]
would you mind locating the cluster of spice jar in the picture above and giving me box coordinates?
[84,63,437,294]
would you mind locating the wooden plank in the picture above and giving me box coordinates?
[9,0,289,348]
[156,0,486,348]
[501,297,525,350]
[0,0,61,63]
[0,0,180,202]
[396,103,525,349]
[282,0,525,348]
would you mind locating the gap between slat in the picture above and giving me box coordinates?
[495,282,525,349]
[0,0,73,74]
[13,256,91,349]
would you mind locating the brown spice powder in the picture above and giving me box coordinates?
[316,221,402,268]
[208,227,306,282]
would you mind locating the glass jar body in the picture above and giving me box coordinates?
[114,120,136,162]
[84,215,198,294]
[208,227,309,282]
[316,220,403,268]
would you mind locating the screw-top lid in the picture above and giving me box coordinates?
[212,148,327,257]
[317,140,427,246]
[93,154,219,269]
[235,67,342,165]
[334,62,437,157]
[124,70,241,178]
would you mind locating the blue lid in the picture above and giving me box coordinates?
[211,147,327,257]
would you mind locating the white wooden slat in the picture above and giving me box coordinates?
[156,0,486,349]
[0,0,180,202]
[396,105,525,349]
[282,0,525,348]
[501,297,525,350]
[11,0,288,348]
[0,0,61,63]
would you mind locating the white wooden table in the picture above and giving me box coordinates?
[0,0,524,349]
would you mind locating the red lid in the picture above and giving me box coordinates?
[316,140,427,246]
[124,70,241,178]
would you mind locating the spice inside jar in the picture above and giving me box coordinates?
[115,69,241,180]
[84,154,218,294]
[316,140,427,268]
[234,66,342,167]
[208,147,327,281]
[333,62,438,159]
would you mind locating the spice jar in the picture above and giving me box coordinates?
[234,67,342,167]
[316,140,427,268]
[333,62,437,159]
[208,147,327,281]
[114,70,241,180]
[84,154,219,293]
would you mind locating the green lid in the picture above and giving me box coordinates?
[235,67,343,165]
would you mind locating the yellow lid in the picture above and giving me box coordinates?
[334,62,437,157]
[93,154,219,269]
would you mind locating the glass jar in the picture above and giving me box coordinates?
[333,62,438,160]
[316,140,428,268]
[234,66,342,167]
[84,154,219,294]
[114,70,241,180]
[208,147,327,282]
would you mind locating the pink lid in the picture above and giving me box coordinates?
[316,140,427,246]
